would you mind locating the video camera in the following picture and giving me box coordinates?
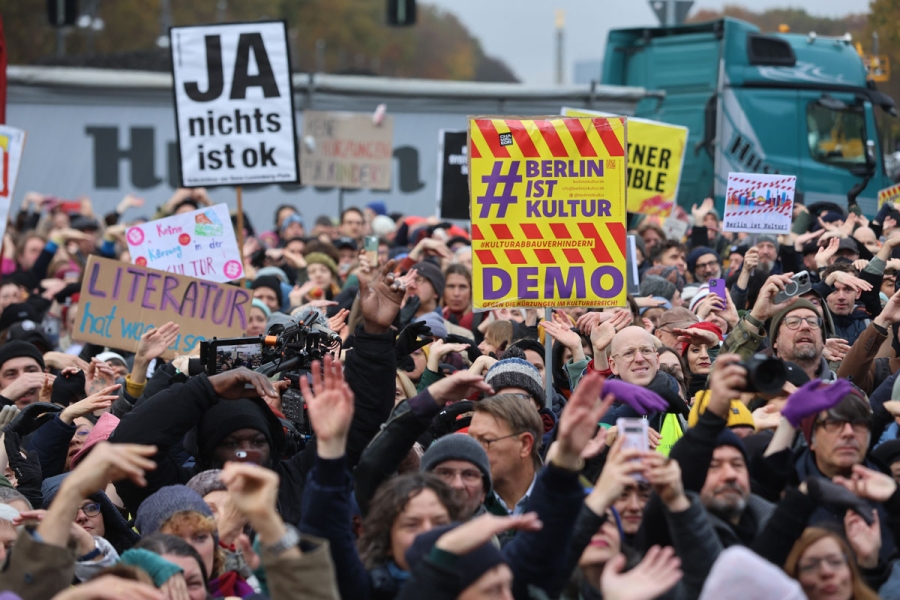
[200,307,342,436]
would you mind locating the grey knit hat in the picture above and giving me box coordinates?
[421,434,492,494]
[485,358,545,406]
[186,470,226,499]
[639,275,676,301]
[134,485,214,536]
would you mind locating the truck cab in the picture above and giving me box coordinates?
[602,18,896,216]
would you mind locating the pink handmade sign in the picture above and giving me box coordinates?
[126,203,243,282]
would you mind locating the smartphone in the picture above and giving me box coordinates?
[233,449,264,464]
[364,236,379,266]
[200,337,264,375]
[773,270,812,304]
[617,418,649,481]
[708,278,726,301]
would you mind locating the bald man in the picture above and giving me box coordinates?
[608,326,661,387]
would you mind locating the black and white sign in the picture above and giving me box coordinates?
[437,130,469,220]
[170,21,299,187]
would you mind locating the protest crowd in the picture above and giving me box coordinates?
[4,185,900,600]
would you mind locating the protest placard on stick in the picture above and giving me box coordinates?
[722,172,795,234]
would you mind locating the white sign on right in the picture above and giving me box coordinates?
[722,173,795,234]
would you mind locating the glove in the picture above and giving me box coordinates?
[446,334,482,363]
[4,431,43,508]
[429,401,476,439]
[3,402,62,436]
[781,379,852,428]
[805,477,874,525]
[395,321,433,361]
[0,405,20,429]
[51,368,86,407]
[602,379,668,415]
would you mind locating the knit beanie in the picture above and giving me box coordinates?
[305,252,339,280]
[251,275,283,307]
[420,434,492,494]
[756,234,778,248]
[699,546,806,600]
[134,485,214,536]
[251,298,272,319]
[404,524,506,595]
[485,357,545,407]
[689,390,754,431]
[769,299,825,351]
[119,549,184,587]
[645,265,686,293]
[415,312,448,340]
[686,246,719,274]
[412,261,446,298]
[640,275,676,301]
[186,469,227,499]
[0,340,45,371]
[196,398,278,464]
[715,428,748,463]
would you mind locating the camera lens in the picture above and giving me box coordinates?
[742,353,787,395]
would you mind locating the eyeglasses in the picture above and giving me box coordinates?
[782,316,822,330]
[78,502,102,517]
[798,554,848,574]
[433,467,483,484]
[695,260,719,271]
[471,432,521,450]
[815,418,869,435]
[611,346,657,362]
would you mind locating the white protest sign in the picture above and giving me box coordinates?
[0,126,26,240]
[170,21,299,187]
[722,173,795,234]
[126,203,243,282]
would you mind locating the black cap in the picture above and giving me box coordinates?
[334,236,357,251]
[7,321,53,353]
[0,303,39,333]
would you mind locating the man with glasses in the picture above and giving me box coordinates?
[687,246,722,284]
[655,307,699,349]
[723,274,834,383]
[467,394,544,516]
[419,434,493,519]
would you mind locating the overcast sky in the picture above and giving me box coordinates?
[428,0,872,84]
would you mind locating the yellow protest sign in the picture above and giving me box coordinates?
[879,183,900,209]
[468,116,627,308]
[562,107,687,217]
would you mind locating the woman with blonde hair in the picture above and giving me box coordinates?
[784,527,880,600]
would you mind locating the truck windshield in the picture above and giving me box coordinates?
[806,102,867,169]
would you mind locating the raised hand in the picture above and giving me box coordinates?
[673,326,720,348]
[428,370,493,406]
[822,338,851,363]
[136,322,180,364]
[435,512,542,556]
[816,237,840,269]
[208,367,279,402]
[85,357,118,395]
[64,442,157,497]
[576,311,614,335]
[644,454,689,512]
[706,354,748,418]
[691,197,714,224]
[52,575,165,600]
[600,546,683,600]
[554,372,617,470]
[844,509,880,569]
[360,259,406,334]
[749,273,800,322]
[220,462,280,525]
[591,310,632,352]
[301,355,354,459]
[541,311,584,356]
[833,464,898,503]
[1,372,50,403]
[781,379,852,427]
[825,271,872,294]
[602,379,668,414]
[876,288,900,328]
[60,383,120,425]
[794,229,824,250]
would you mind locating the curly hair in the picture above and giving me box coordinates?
[159,511,224,578]
[358,473,463,570]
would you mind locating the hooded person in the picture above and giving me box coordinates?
[687,246,722,284]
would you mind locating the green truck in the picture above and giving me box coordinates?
[602,17,897,216]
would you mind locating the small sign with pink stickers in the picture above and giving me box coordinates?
[126,203,243,282]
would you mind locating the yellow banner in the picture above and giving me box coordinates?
[468,116,627,308]
[879,183,900,209]
[562,107,687,218]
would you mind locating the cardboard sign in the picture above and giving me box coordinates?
[562,107,687,218]
[126,203,242,282]
[0,126,26,241]
[662,216,689,241]
[469,116,627,308]
[722,173,795,234]
[170,21,299,187]
[879,183,900,209]
[299,110,394,190]
[437,130,470,220]
[74,256,252,358]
